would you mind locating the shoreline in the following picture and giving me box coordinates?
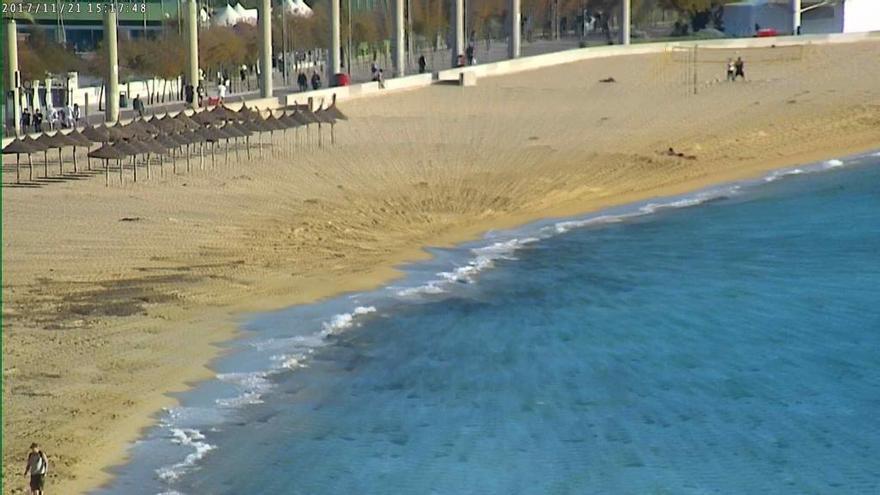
[94,140,880,495]
[3,40,879,495]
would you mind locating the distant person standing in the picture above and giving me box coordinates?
[72,103,81,127]
[311,71,322,90]
[418,55,427,74]
[133,94,145,117]
[734,57,745,80]
[33,109,43,133]
[24,443,48,495]
[297,72,308,92]
[240,65,248,91]
[217,81,227,102]
[726,58,736,81]
[465,43,475,65]
[48,108,58,130]
[21,108,31,131]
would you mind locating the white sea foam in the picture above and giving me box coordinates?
[554,215,628,234]
[215,371,272,407]
[825,159,845,168]
[765,168,805,182]
[321,306,377,335]
[155,428,215,483]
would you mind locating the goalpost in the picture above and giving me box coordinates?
[666,43,809,95]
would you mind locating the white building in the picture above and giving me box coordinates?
[722,0,880,37]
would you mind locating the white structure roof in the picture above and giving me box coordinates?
[281,0,313,18]
[212,4,242,26]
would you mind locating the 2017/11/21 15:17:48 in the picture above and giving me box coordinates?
[2,1,147,14]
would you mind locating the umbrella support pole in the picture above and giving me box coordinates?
[331,124,335,146]
[28,154,33,181]
[146,153,151,180]
[319,124,323,149]
[16,154,21,184]
[225,139,229,167]
[44,151,49,178]
[105,159,109,187]
[73,147,78,173]
[58,148,63,175]
[246,137,251,160]
[199,143,204,170]
[186,145,191,172]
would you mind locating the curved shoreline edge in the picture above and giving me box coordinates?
[87,141,880,495]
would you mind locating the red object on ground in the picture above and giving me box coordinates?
[756,28,778,38]
[334,73,350,87]
[206,96,221,106]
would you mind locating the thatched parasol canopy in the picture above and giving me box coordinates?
[88,143,130,160]
[2,138,36,154]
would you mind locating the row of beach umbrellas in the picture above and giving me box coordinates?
[3,97,347,186]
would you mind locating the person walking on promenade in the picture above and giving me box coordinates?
[24,443,49,495]
[33,109,43,133]
[734,57,746,80]
[311,71,322,90]
[418,55,427,74]
[22,107,31,131]
[297,72,308,92]
[465,43,475,65]
[72,103,81,127]
[133,94,145,117]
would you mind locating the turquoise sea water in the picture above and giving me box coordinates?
[96,152,880,495]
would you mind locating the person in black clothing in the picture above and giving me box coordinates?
[21,108,31,130]
[133,94,144,117]
[33,109,43,132]
[734,57,745,80]
[418,55,426,74]
[185,84,194,106]
[465,44,475,65]
[311,71,322,90]
[297,72,308,92]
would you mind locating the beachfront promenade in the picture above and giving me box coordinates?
[4,29,878,152]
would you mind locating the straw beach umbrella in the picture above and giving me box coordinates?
[3,138,36,183]
[65,129,93,172]
[22,136,48,181]
[88,143,129,186]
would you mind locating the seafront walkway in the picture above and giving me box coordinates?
[3,30,878,149]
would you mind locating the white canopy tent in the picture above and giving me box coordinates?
[212,4,243,27]
[233,2,259,24]
[281,0,313,18]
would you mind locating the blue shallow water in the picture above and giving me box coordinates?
[97,154,880,495]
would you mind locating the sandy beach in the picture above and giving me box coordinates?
[2,39,879,494]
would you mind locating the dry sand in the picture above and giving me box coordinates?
[3,40,880,494]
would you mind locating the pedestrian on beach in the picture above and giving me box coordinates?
[734,57,745,80]
[726,58,736,81]
[297,72,308,92]
[72,103,81,127]
[24,443,48,495]
[418,55,427,74]
[218,82,227,102]
[311,71,322,90]
[466,43,475,65]
[48,108,58,131]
